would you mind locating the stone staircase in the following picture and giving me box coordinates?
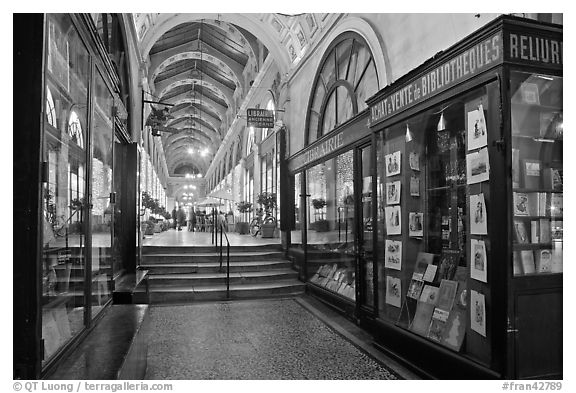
[134,244,305,303]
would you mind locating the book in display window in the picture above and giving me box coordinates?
[510,72,562,276]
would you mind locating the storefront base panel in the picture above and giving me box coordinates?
[365,317,502,380]
[306,283,357,322]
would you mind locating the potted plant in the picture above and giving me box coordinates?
[257,192,277,238]
[235,201,252,234]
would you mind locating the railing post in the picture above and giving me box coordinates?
[226,242,230,299]
[219,222,223,270]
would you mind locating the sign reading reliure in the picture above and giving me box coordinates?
[247,108,275,128]
[369,32,503,126]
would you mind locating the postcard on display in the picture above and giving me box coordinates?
[470,193,488,235]
[408,212,424,237]
[385,205,402,235]
[412,252,435,281]
[385,239,402,270]
[407,278,425,300]
[385,276,402,308]
[385,151,401,177]
[386,181,401,205]
[470,290,486,337]
[466,147,490,184]
[470,239,488,283]
[423,264,438,283]
[467,104,488,151]
[410,175,420,197]
[409,151,420,171]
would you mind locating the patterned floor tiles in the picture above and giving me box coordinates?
[145,298,400,380]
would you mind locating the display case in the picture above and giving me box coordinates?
[366,16,562,379]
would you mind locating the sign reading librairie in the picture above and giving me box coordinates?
[247,108,275,128]
[369,31,503,126]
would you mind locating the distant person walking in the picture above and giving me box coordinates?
[187,208,196,232]
[171,207,177,229]
[177,206,186,231]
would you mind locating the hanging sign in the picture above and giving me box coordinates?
[247,108,275,128]
[369,31,503,127]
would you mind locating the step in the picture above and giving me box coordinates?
[141,251,285,263]
[147,269,298,287]
[139,260,293,274]
[142,244,283,254]
[138,280,305,303]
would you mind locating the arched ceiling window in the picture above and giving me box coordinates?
[68,110,84,149]
[46,87,57,128]
[246,126,255,155]
[262,97,275,140]
[306,33,378,146]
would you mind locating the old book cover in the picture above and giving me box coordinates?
[526,193,540,216]
[523,159,542,189]
[427,308,450,342]
[436,279,458,311]
[437,249,460,281]
[550,242,563,273]
[543,167,563,191]
[440,280,467,351]
[410,285,440,336]
[520,250,536,274]
[512,148,520,188]
[538,192,549,216]
[550,194,562,217]
[514,220,529,244]
[531,220,540,243]
[513,192,529,216]
[551,220,563,241]
[535,249,553,273]
[513,251,523,275]
[539,219,551,243]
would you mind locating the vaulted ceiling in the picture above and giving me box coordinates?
[134,13,327,200]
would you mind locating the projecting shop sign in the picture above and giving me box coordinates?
[247,108,275,128]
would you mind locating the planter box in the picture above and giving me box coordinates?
[261,223,276,238]
[236,222,249,234]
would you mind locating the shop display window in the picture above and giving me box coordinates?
[42,14,90,365]
[306,150,356,301]
[510,72,562,276]
[376,83,496,356]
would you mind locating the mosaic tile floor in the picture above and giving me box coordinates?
[145,299,400,380]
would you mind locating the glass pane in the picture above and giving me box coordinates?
[91,69,114,316]
[336,85,354,127]
[321,91,336,136]
[292,172,303,245]
[306,150,356,301]
[346,40,359,86]
[376,85,491,355]
[42,14,90,364]
[112,136,124,277]
[355,59,378,112]
[320,50,336,90]
[360,146,374,307]
[353,44,370,88]
[510,72,563,276]
[336,39,353,80]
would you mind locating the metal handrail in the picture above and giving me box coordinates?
[216,218,231,299]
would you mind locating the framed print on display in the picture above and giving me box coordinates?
[386,276,402,308]
[467,104,488,151]
[409,212,424,237]
[385,151,401,177]
[410,175,420,197]
[470,193,488,235]
[467,147,490,184]
[386,181,401,205]
[385,205,402,235]
[409,151,420,171]
[470,239,488,283]
[385,239,402,270]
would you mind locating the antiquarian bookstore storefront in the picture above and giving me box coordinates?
[289,16,562,380]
